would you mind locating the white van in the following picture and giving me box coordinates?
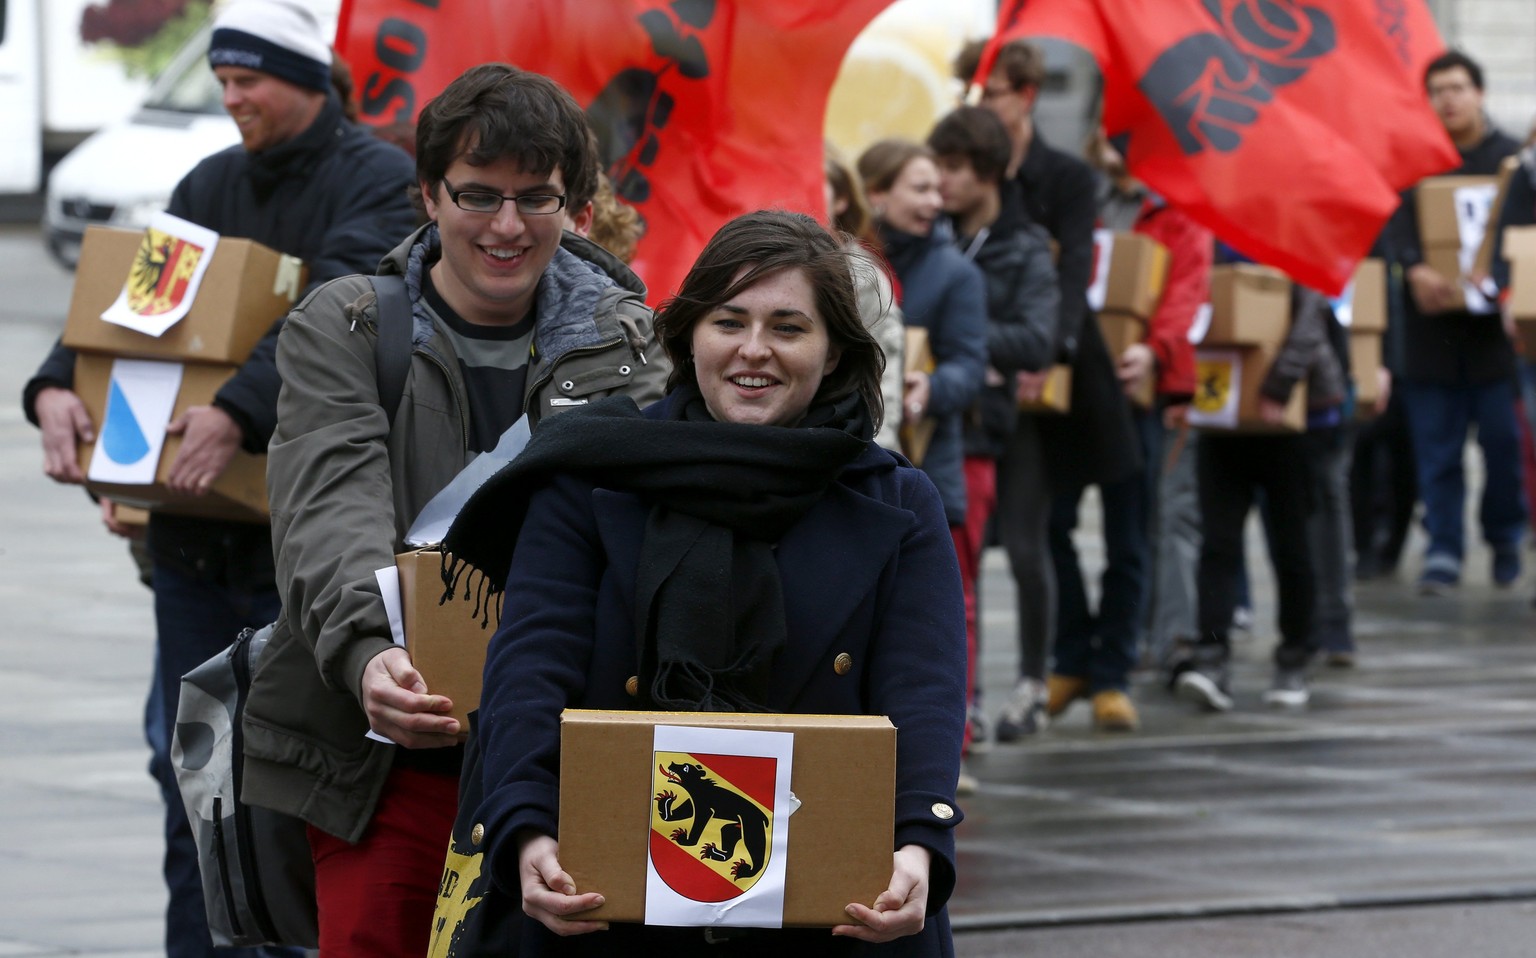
[41,1,340,269]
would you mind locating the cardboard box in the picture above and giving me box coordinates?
[111,502,151,527]
[396,548,494,726]
[557,709,896,928]
[1188,345,1306,433]
[1417,175,1500,312]
[1506,226,1536,322]
[1088,231,1170,320]
[1417,175,1500,248]
[62,225,305,364]
[1349,331,1383,411]
[1345,258,1387,333]
[73,353,268,522]
[1421,245,1472,311]
[898,326,936,466]
[1098,310,1146,359]
[1017,363,1072,414]
[1206,264,1291,346]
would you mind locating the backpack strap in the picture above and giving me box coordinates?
[367,274,413,428]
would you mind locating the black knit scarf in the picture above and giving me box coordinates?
[440,385,872,712]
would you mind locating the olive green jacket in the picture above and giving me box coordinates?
[242,225,668,840]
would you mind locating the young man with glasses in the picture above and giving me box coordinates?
[241,63,667,957]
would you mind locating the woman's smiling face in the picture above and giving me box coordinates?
[691,266,840,428]
[872,155,943,236]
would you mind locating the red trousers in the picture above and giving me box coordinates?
[951,456,998,753]
[307,765,458,958]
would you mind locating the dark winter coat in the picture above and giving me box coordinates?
[881,224,987,525]
[952,184,1060,458]
[242,227,667,842]
[1013,134,1141,491]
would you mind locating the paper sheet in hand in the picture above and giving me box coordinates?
[405,416,531,547]
[364,566,408,745]
[87,358,184,484]
[100,212,220,337]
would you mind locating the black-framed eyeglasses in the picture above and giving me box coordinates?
[443,179,567,216]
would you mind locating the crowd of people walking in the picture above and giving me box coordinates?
[19,1,1536,953]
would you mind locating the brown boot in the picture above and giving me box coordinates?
[1092,690,1140,731]
[1046,674,1089,717]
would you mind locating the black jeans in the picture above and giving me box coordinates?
[1196,432,1317,670]
[1050,405,1162,691]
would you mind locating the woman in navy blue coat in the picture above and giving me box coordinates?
[856,139,988,530]
[446,211,967,956]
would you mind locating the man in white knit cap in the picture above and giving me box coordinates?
[22,3,416,957]
[207,0,334,152]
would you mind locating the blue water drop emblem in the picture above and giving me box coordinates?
[102,379,151,465]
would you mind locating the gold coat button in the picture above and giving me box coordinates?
[833,653,853,676]
[931,802,955,821]
[470,823,485,846]
[625,675,640,697]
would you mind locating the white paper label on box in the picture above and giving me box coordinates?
[1086,229,1114,313]
[87,358,184,484]
[1453,183,1498,314]
[100,212,220,337]
[1187,348,1242,429]
[1187,303,1213,344]
[645,725,796,928]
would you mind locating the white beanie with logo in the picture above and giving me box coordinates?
[208,0,332,92]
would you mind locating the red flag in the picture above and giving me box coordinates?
[338,0,895,304]
[982,0,1459,293]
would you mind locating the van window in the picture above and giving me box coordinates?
[141,25,222,115]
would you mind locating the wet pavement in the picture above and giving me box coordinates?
[2,224,1534,956]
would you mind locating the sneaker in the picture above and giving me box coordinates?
[1493,546,1521,588]
[1091,690,1140,731]
[994,678,1048,742]
[1417,567,1459,596]
[966,705,992,752]
[1175,668,1233,712]
[1263,667,1310,707]
[1231,605,1255,633]
[1045,673,1089,717]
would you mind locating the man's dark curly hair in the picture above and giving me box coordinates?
[413,63,598,213]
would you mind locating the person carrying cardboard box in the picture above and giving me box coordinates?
[926,105,1057,760]
[19,3,417,956]
[957,38,1141,741]
[1170,284,1348,711]
[241,64,668,958]
[1034,130,1213,732]
[1386,50,1526,595]
[434,210,966,953]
